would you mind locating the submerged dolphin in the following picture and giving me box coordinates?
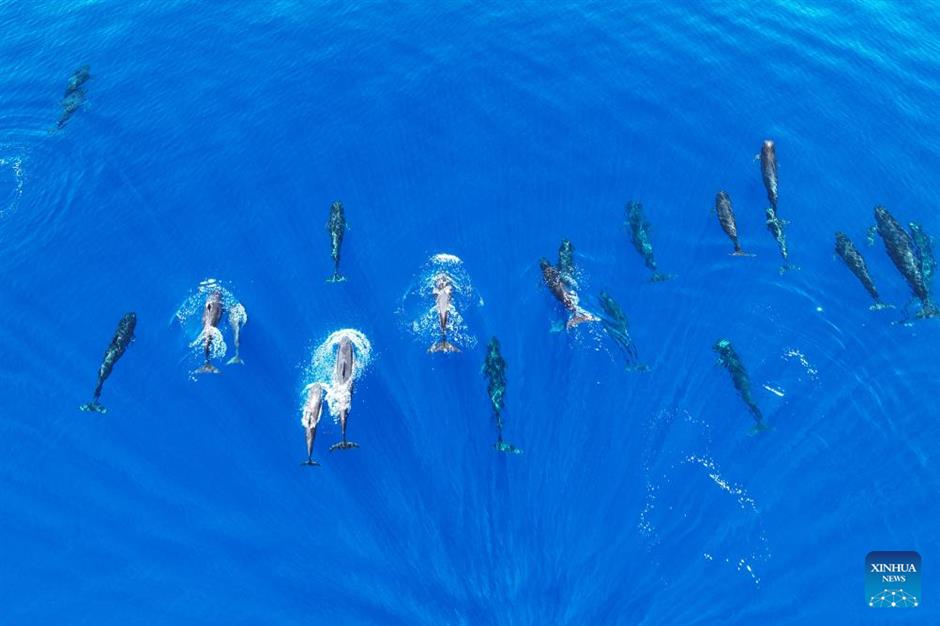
[326,201,347,282]
[625,201,670,281]
[874,206,937,317]
[909,221,935,295]
[758,139,778,213]
[715,191,749,256]
[80,312,136,413]
[194,291,224,374]
[714,339,767,433]
[429,274,460,353]
[765,208,791,271]
[558,239,576,286]
[598,291,647,371]
[540,258,599,330]
[226,303,247,365]
[301,383,324,466]
[834,232,889,310]
[54,66,91,131]
[482,337,521,454]
[329,336,359,450]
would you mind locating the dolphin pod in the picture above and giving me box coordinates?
[80,135,939,453]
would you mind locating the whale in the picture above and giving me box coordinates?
[429,274,459,353]
[80,312,136,413]
[874,205,937,317]
[301,383,324,466]
[194,291,224,374]
[715,191,749,256]
[540,258,599,330]
[835,232,889,310]
[326,201,347,282]
[54,66,91,131]
[329,336,359,450]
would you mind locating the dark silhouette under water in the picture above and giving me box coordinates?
[713,339,767,432]
[714,191,750,256]
[54,65,91,131]
[80,312,136,413]
[482,337,521,454]
[909,221,935,297]
[326,201,347,282]
[598,291,648,371]
[558,239,576,285]
[625,201,671,282]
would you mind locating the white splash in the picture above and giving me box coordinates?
[399,253,481,351]
[174,278,245,367]
[0,155,24,215]
[304,328,373,423]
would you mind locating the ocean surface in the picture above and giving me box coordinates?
[1,2,938,624]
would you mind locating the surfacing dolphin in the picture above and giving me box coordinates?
[326,201,347,282]
[80,312,136,413]
[329,336,359,450]
[834,232,889,310]
[226,303,247,365]
[54,66,91,131]
[194,290,224,374]
[540,258,599,330]
[874,205,937,318]
[429,273,460,353]
[909,221,935,296]
[301,383,324,466]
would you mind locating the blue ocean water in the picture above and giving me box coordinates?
[1,1,939,624]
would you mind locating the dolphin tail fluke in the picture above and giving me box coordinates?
[869,302,893,311]
[429,340,460,353]
[194,362,221,375]
[79,401,106,414]
[494,440,523,455]
[301,458,321,467]
[329,441,359,451]
[650,272,674,282]
[326,272,346,283]
[749,420,770,436]
[226,354,244,365]
[566,309,600,330]
[731,249,754,257]
[916,302,940,318]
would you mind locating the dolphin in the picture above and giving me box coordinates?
[758,139,778,213]
[54,66,91,131]
[625,201,671,281]
[326,201,347,282]
[429,274,460,353]
[715,191,749,256]
[765,208,791,271]
[482,337,521,454]
[540,258,599,330]
[329,336,359,450]
[301,383,324,466]
[194,291,224,374]
[65,65,91,96]
[834,232,889,310]
[226,302,247,365]
[874,206,937,317]
[714,339,767,433]
[80,312,137,413]
[909,221,935,295]
[598,291,647,371]
[558,239,576,286]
